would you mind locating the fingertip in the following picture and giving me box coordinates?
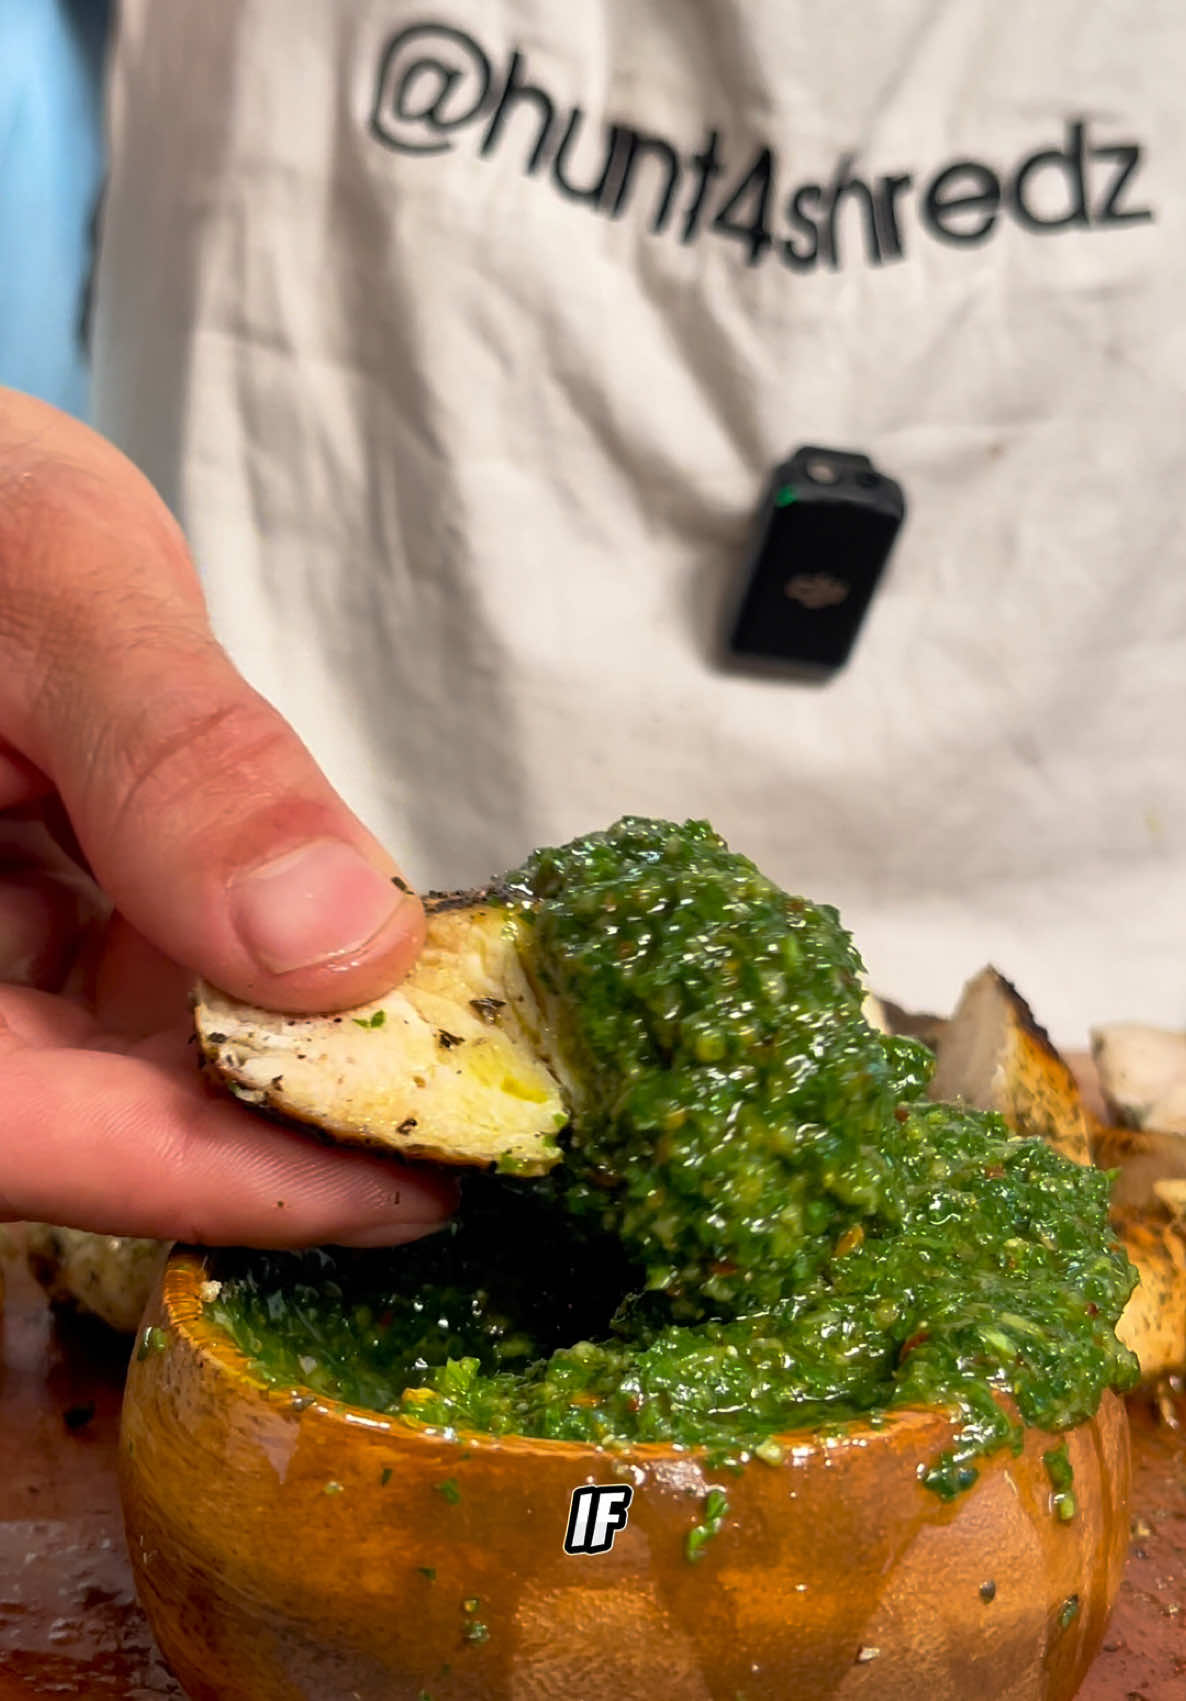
[225,840,426,1013]
[0,870,84,990]
[179,1096,461,1248]
[333,1200,459,1250]
[224,1156,460,1251]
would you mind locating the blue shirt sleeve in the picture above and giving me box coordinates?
[0,0,111,419]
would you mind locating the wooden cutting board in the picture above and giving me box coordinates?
[0,1239,1181,1700]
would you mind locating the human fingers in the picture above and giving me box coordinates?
[0,868,83,989]
[0,1006,457,1246]
[0,390,423,1013]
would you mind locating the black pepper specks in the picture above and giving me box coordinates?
[423,886,492,914]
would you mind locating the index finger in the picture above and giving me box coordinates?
[0,389,424,1013]
[0,1002,457,1246]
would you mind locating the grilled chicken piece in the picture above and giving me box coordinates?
[1090,1023,1186,1135]
[925,971,1183,1376]
[1090,1120,1186,1378]
[928,966,1092,1165]
[1111,1207,1186,1383]
[1153,1178,1186,1218]
[876,997,950,1054]
[1092,1124,1186,1212]
[26,1226,165,1334]
[195,895,574,1176]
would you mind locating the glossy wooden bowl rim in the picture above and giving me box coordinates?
[161,1245,1035,1468]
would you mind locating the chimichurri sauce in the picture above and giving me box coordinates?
[210,818,1138,1490]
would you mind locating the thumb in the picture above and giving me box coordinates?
[0,391,424,1013]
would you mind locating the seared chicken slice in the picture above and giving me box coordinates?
[928,966,1092,1165]
[1153,1178,1186,1218]
[1090,1023,1186,1135]
[1092,1124,1186,1212]
[26,1226,165,1334]
[925,971,1184,1375]
[195,895,574,1175]
[875,996,950,1054]
[1090,1117,1186,1378]
[1110,1207,1186,1383]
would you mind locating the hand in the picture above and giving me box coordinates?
[0,389,455,1246]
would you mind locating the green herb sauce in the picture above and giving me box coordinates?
[686,1488,730,1561]
[210,819,1138,1489]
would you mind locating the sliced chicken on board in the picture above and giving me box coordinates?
[1086,1041,1186,1380]
[1154,1178,1186,1217]
[195,895,576,1177]
[1090,1125,1186,1378]
[924,967,1184,1381]
[25,1226,166,1334]
[928,966,1092,1165]
[1091,1023,1186,1135]
[861,991,890,1034]
[1110,1206,1186,1384]
[1092,1124,1186,1213]
[876,996,950,1054]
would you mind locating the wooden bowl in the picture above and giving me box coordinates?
[120,1249,1131,1701]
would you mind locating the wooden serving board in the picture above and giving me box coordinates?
[0,1239,1181,1701]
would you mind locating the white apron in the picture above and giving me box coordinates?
[92,0,1186,1040]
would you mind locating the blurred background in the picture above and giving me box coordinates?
[0,0,110,419]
